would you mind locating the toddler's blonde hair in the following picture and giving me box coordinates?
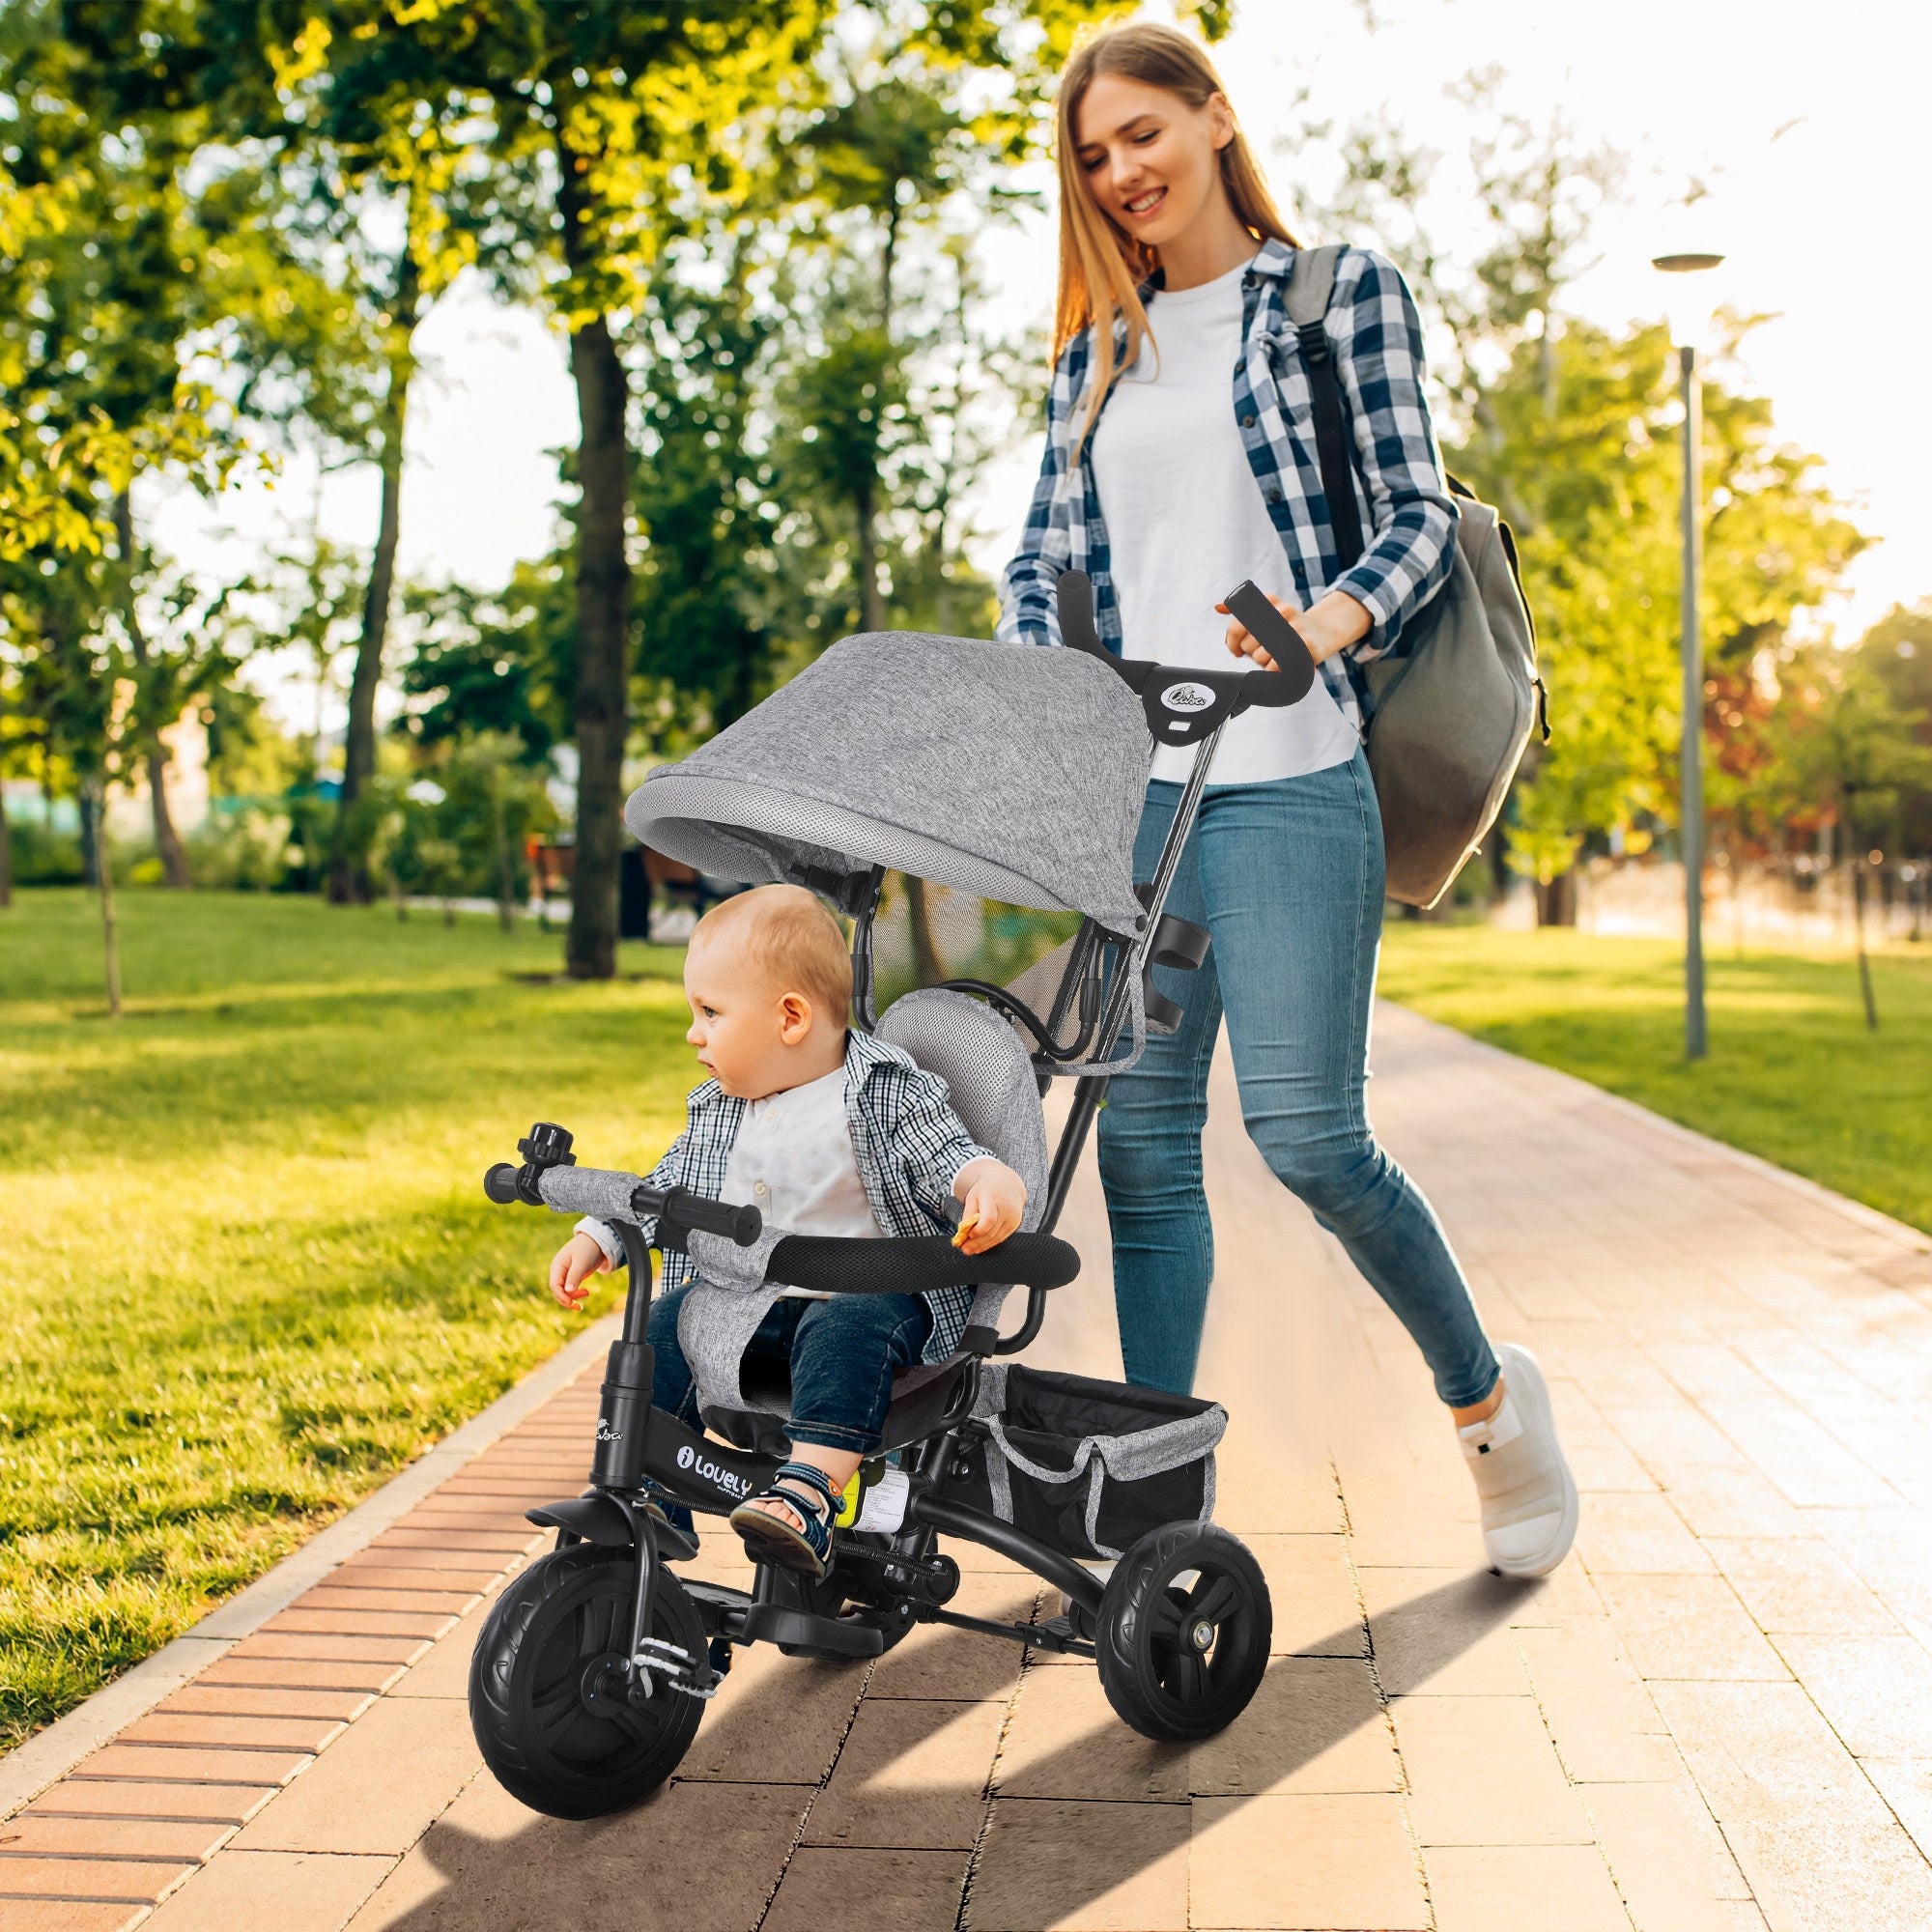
[691,885,852,1028]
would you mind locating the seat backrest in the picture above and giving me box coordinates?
[874,987,1050,1227]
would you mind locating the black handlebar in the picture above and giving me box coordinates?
[482,1124,764,1247]
[767,1229,1080,1295]
[1056,569,1317,744]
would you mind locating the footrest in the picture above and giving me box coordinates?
[739,1602,886,1659]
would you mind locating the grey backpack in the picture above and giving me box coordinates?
[1283,245,1548,909]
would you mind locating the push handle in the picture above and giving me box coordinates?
[1220,580,1318,701]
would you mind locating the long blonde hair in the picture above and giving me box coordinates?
[1052,21,1299,457]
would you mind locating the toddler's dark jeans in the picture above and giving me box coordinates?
[646,1283,933,1456]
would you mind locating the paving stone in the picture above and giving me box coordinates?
[1582,1780,1755,1929]
[1721,1817,1932,1932]
[1514,1622,1681,1783]
[117,1713,349,1754]
[1357,1567,1539,1696]
[1425,1844,1631,1932]
[0,1854,199,1901]
[24,1783,278,1827]
[71,1746,313,1789]
[1703,1401,1898,1510]
[1592,1574,1792,1681]
[1862,1759,1932,1860]
[1190,1792,1428,1930]
[329,1563,504,1592]
[763,1847,971,1932]
[968,1797,1189,1932]
[341,1776,809,1932]
[262,1607,460,1641]
[0,1904,149,1931]
[1187,1656,1396,1797]
[159,1686,374,1723]
[224,1634,429,1666]
[1575,1491,1716,1574]
[1658,1470,1811,1540]
[229,1698,480,1855]
[673,1638,867,1785]
[803,1697,1008,1849]
[141,1850,394,1932]
[1243,1535,1365,1656]
[1391,1695,1593,1847]
[1772,1633,1932,1757]
[1650,1681,1894,1827]
[0,1815,233,1861]
[991,1663,1189,1803]
[385,1605,487,1701]
[1701,1537,1896,1634]
[194,1657,405,1694]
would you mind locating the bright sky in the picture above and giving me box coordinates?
[148,0,1930,730]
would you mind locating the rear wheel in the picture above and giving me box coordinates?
[1094,1522,1271,1742]
[469,1546,706,1819]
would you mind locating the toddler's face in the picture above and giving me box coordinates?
[682,935,803,1098]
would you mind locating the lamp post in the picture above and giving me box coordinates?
[1654,249,1724,1063]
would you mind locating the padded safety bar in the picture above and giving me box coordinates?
[765,1230,1080,1295]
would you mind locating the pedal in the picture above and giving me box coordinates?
[631,1636,723,1700]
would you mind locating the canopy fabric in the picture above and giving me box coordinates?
[626,630,1151,939]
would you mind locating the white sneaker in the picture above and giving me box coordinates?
[1458,1343,1578,1577]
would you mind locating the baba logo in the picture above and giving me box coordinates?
[596,1417,622,1443]
[1161,682,1212,713]
[677,1442,752,1496]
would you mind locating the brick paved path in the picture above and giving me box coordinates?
[6,1005,1931,1932]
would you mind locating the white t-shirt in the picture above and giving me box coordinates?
[720,1063,888,1242]
[1091,255,1362,787]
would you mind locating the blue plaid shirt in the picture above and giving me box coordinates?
[579,1028,997,1366]
[997,238,1457,726]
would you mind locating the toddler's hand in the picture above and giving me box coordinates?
[952,1160,1026,1256]
[549,1233,611,1312]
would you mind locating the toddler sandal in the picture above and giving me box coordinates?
[730,1461,840,1577]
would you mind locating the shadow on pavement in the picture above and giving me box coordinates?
[356,1570,1543,1931]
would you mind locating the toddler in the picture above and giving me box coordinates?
[549,883,1027,1577]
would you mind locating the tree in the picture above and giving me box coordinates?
[1771,653,1932,1028]
[1304,91,1866,920]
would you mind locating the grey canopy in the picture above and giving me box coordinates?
[627,630,1151,939]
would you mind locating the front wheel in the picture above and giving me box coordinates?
[1094,1522,1271,1742]
[469,1546,706,1818]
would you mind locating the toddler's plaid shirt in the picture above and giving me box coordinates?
[998,238,1458,729]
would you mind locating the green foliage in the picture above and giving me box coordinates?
[1378,924,1932,1236]
[0,890,693,1749]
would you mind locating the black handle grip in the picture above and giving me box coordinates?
[483,1163,522,1206]
[656,1185,763,1247]
[1220,580,1318,702]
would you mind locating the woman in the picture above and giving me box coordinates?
[998,21,1576,1578]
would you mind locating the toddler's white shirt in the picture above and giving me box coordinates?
[719,1062,890,1241]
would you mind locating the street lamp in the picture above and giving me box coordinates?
[1654,248,1724,1062]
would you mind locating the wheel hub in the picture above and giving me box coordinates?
[580,1652,633,1716]
[1188,1618,1215,1652]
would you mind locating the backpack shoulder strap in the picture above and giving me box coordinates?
[1282,244,1364,570]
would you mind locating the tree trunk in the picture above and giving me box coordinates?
[493,773,516,936]
[557,140,633,982]
[1852,854,1879,1031]
[1534,868,1578,926]
[330,250,420,907]
[0,776,12,908]
[113,491,190,888]
[88,778,123,1016]
[78,785,100,889]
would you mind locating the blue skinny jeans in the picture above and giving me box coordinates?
[648,1284,932,1456]
[1094,748,1499,1407]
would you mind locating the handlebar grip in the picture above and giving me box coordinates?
[658,1186,763,1248]
[1221,580,1317,701]
[483,1163,522,1206]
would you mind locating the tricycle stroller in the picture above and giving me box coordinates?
[469,576,1318,1819]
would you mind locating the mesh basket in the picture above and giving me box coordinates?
[941,1363,1227,1561]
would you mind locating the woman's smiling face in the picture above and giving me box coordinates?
[1072,71,1233,253]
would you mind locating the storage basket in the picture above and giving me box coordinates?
[942,1362,1226,1560]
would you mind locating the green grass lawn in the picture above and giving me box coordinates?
[1378,923,1932,1237]
[0,890,696,1754]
